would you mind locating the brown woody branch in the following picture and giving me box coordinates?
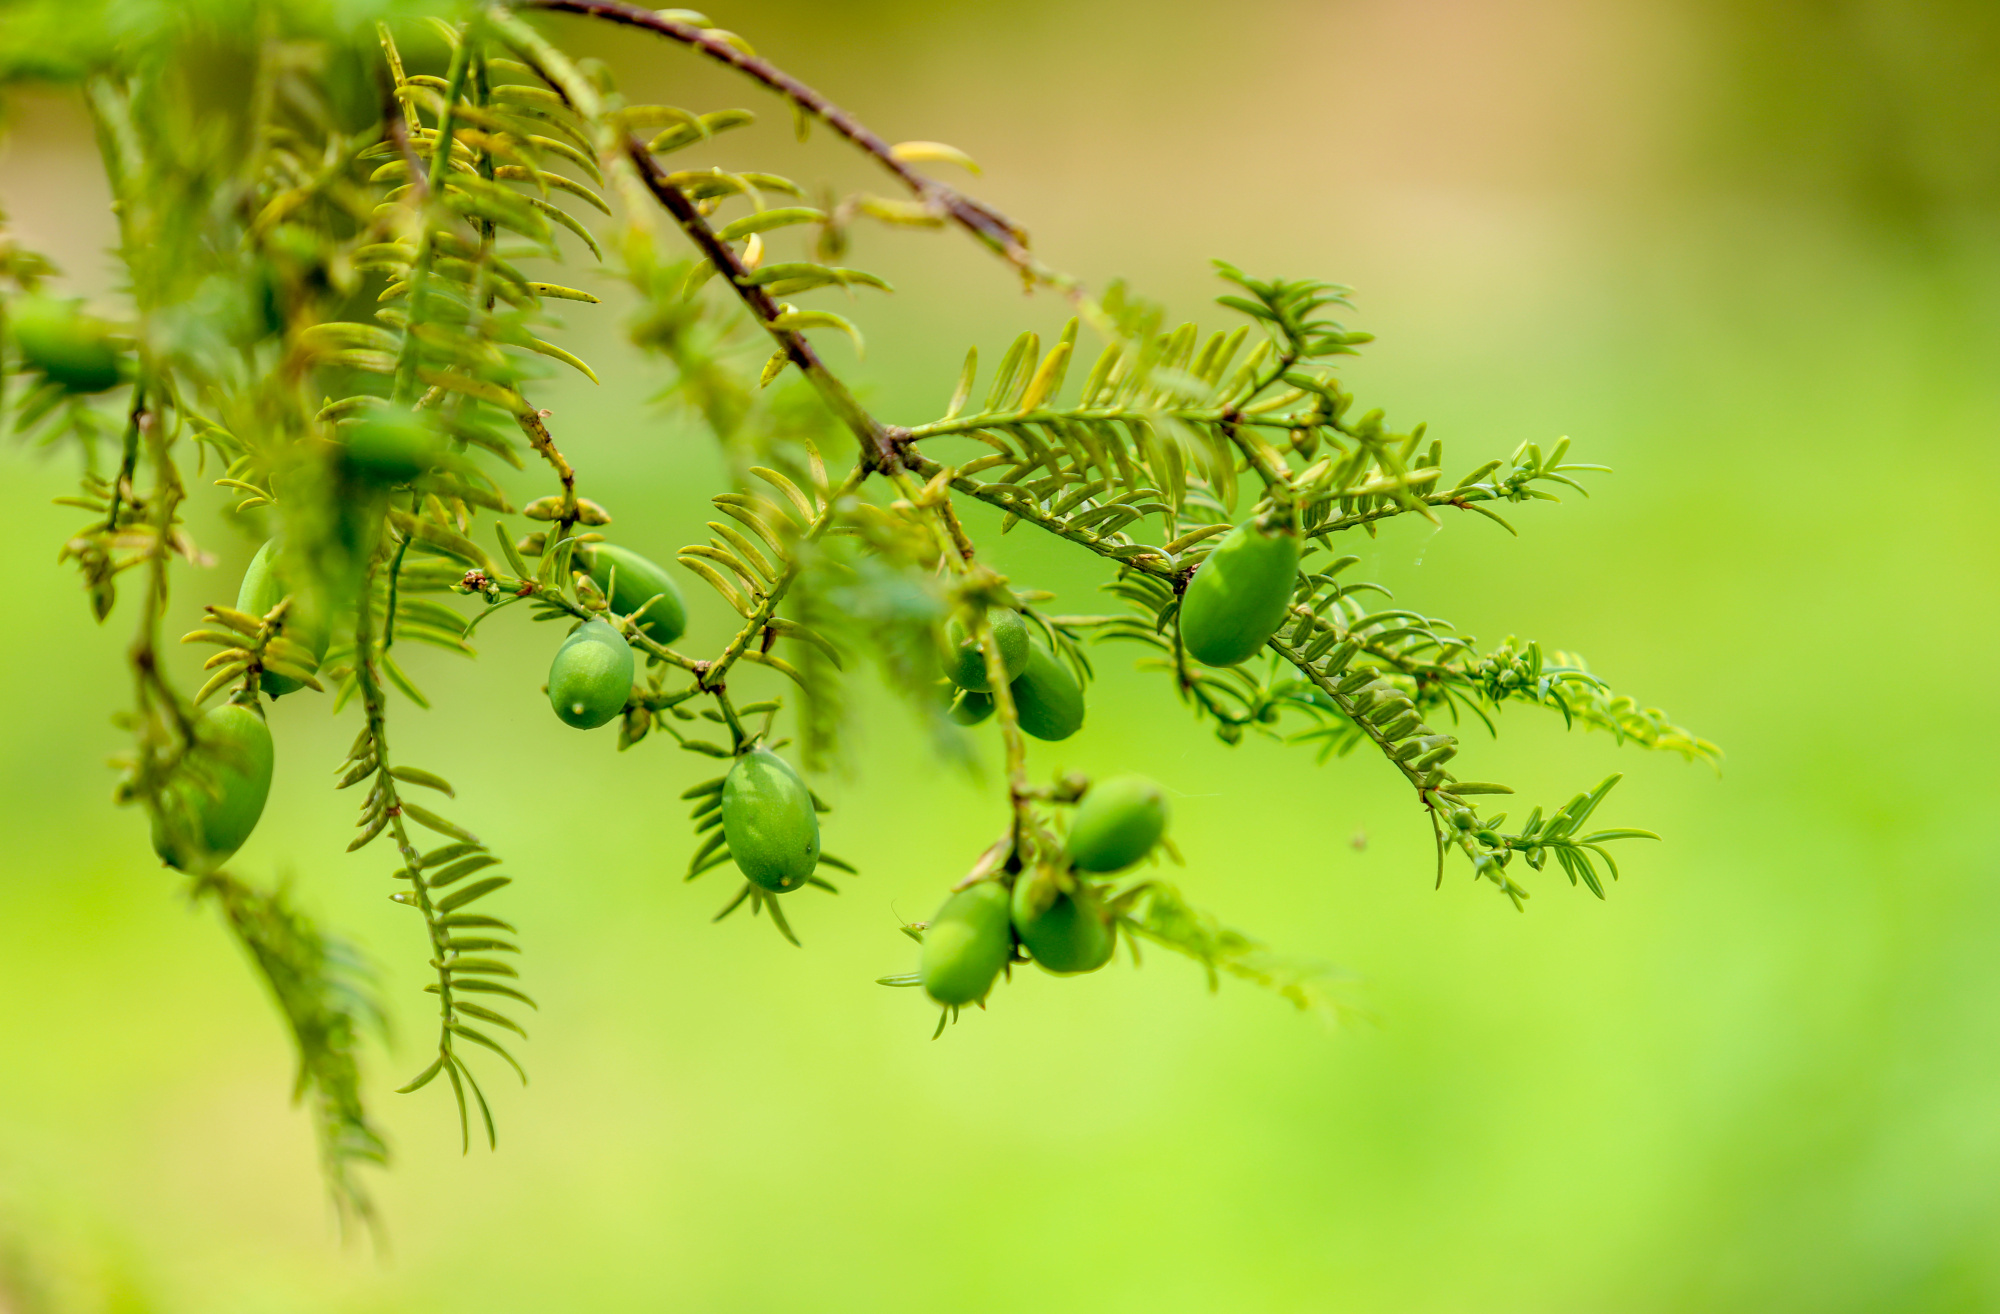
[531,0,1075,295]
[625,139,905,472]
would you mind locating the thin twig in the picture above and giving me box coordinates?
[625,142,903,471]
[529,0,1078,296]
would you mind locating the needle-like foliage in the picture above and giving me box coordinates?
[0,0,1715,1225]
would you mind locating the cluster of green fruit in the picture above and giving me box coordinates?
[546,542,686,729]
[904,517,1302,1013]
[540,544,829,899]
[145,436,1294,961]
[141,407,489,874]
[915,776,1170,1008]
[939,607,1083,741]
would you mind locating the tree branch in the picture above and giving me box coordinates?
[530,0,1078,295]
[899,447,1176,580]
[624,140,907,473]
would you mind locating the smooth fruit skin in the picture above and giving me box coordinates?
[721,748,821,892]
[1011,874,1115,975]
[583,542,688,646]
[547,617,634,729]
[1008,641,1084,742]
[943,608,1029,692]
[151,703,275,872]
[1178,519,1300,667]
[341,413,439,486]
[9,295,123,393]
[921,881,1014,1006]
[236,540,329,697]
[947,689,994,725]
[1067,775,1170,873]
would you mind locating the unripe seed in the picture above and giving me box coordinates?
[1011,873,1115,975]
[547,617,633,729]
[942,607,1029,691]
[151,702,274,873]
[9,294,123,393]
[341,413,440,486]
[920,881,1013,1005]
[1008,641,1084,742]
[236,540,329,698]
[1178,519,1300,667]
[1066,775,1169,873]
[721,747,820,893]
[580,542,688,646]
[947,689,994,725]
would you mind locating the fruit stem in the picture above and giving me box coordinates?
[713,685,749,753]
[978,613,1033,860]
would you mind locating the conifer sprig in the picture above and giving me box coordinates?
[0,0,1715,1219]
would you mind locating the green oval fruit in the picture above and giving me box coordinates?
[236,540,329,698]
[942,607,1029,692]
[947,689,994,726]
[151,702,275,872]
[341,413,440,486]
[547,617,633,729]
[920,881,1014,1006]
[1011,873,1115,975]
[1067,775,1170,873]
[582,542,688,646]
[1178,519,1300,667]
[1008,641,1084,742]
[9,295,123,393]
[721,747,820,893]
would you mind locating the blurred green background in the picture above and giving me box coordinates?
[3,0,1999,1309]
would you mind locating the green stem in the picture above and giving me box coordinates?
[391,28,474,405]
[899,448,1175,579]
[352,550,460,1090]
[713,685,749,751]
[488,572,702,673]
[381,498,414,650]
[700,463,867,688]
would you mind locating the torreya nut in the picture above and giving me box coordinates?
[8,294,124,393]
[721,747,821,892]
[1011,872,1115,975]
[340,413,441,486]
[1008,640,1084,742]
[1177,518,1300,667]
[947,689,994,726]
[546,617,634,729]
[942,607,1029,691]
[1066,775,1169,873]
[580,542,688,646]
[150,702,275,873]
[919,880,1014,1006]
[236,540,329,698]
